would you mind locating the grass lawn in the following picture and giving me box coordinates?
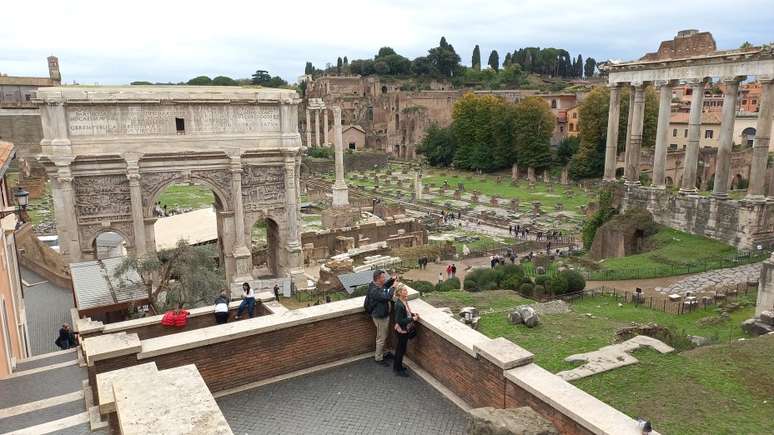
[425,291,769,434]
[157,183,214,210]
[578,227,763,280]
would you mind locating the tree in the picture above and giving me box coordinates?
[304,62,314,75]
[452,93,515,171]
[512,96,555,170]
[114,240,226,312]
[575,54,583,77]
[417,124,456,167]
[251,70,272,85]
[503,52,512,68]
[488,50,499,72]
[343,56,348,65]
[584,57,596,78]
[428,36,462,77]
[212,76,237,86]
[130,81,153,85]
[337,57,343,74]
[556,136,580,167]
[472,45,481,70]
[569,86,609,179]
[187,76,212,85]
[376,47,397,58]
[411,56,437,75]
[740,41,753,49]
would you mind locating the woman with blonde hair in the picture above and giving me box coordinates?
[393,284,419,377]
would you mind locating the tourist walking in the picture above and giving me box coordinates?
[55,323,77,350]
[214,291,230,324]
[451,264,457,279]
[236,282,256,319]
[446,264,452,279]
[273,283,281,301]
[365,269,396,366]
[393,285,419,377]
[438,272,443,283]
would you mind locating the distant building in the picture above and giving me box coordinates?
[0,56,61,108]
[667,112,758,151]
[640,29,717,61]
[566,105,581,138]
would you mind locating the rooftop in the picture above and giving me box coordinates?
[70,257,147,311]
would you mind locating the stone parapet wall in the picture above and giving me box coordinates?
[14,222,71,289]
[83,289,654,435]
[620,185,774,250]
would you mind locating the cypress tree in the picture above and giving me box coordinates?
[488,50,500,72]
[472,45,481,71]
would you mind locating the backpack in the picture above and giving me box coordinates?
[363,291,372,314]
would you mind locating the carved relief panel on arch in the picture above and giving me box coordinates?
[241,165,285,210]
[73,175,132,222]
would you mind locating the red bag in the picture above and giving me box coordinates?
[161,311,175,326]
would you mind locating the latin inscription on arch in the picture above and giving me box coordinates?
[67,104,281,137]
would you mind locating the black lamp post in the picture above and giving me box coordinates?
[1,186,30,223]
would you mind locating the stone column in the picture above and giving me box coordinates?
[283,151,305,289]
[622,89,635,181]
[415,171,423,200]
[527,167,535,182]
[52,160,79,262]
[603,84,621,181]
[624,83,646,185]
[331,106,349,208]
[746,78,774,201]
[680,79,706,194]
[305,108,311,147]
[652,80,674,188]
[229,153,251,281]
[323,108,329,146]
[511,163,518,180]
[125,155,147,257]
[712,77,744,199]
[314,109,321,147]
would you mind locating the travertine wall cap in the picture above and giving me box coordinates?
[35,85,298,104]
[113,364,232,435]
[505,364,661,435]
[75,316,104,335]
[409,299,487,357]
[96,362,158,415]
[474,337,534,369]
[82,332,141,366]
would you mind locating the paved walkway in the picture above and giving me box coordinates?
[216,358,466,435]
[21,267,74,356]
[656,262,762,296]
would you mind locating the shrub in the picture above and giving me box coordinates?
[408,280,435,295]
[561,270,586,292]
[533,285,546,298]
[436,277,460,292]
[534,275,548,287]
[481,281,499,291]
[546,274,569,295]
[521,276,533,284]
[308,147,333,159]
[352,285,369,297]
[464,276,481,292]
[519,282,534,296]
[465,268,500,291]
[502,275,522,291]
[498,264,524,281]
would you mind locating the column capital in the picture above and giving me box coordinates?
[630,81,645,89]
[686,78,708,87]
[720,76,746,85]
[654,79,678,88]
[607,82,622,90]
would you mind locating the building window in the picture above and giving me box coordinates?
[684,129,688,138]
[742,99,747,105]
[349,142,356,150]
[704,129,714,139]
[569,123,574,131]
[559,125,564,132]
[551,99,557,109]
[24,94,31,101]
[572,112,577,119]
[175,118,185,134]
[672,128,678,137]
[669,144,678,150]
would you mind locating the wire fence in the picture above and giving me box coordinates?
[578,250,768,281]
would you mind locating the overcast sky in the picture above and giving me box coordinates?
[1,0,772,85]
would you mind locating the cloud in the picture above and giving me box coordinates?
[1,0,771,85]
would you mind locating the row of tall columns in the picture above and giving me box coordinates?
[604,76,774,201]
[305,107,331,147]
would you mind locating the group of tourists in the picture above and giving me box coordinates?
[364,269,419,377]
[508,224,564,243]
[416,256,430,269]
[445,263,457,279]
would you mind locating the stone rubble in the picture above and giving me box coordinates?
[657,262,761,296]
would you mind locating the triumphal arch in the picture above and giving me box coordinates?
[34,86,304,285]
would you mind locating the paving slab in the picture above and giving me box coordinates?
[215,358,466,435]
[0,364,86,409]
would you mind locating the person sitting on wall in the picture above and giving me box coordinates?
[161,303,189,328]
[214,291,230,324]
[55,323,77,350]
[235,282,256,319]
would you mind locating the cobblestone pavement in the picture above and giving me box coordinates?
[21,267,75,356]
[658,262,762,296]
[216,358,467,435]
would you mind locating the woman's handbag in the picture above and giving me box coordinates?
[405,320,417,339]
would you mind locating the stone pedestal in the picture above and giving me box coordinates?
[756,255,774,317]
[321,207,359,230]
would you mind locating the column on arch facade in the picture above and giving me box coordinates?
[228,153,251,280]
[603,83,621,181]
[712,76,744,198]
[652,80,674,188]
[51,160,79,262]
[124,154,147,256]
[680,78,706,194]
[624,83,646,185]
[746,77,774,200]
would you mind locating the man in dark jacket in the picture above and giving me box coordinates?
[366,269,395,366]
